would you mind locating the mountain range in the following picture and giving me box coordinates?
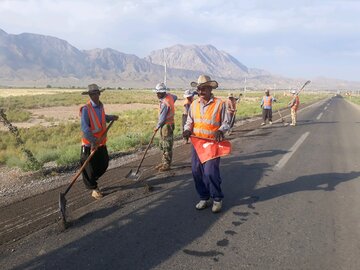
[0,28,358,90]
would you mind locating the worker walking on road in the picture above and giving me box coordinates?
[260,89,276,125]
[182,89,197,143]
[154,82,178,172]
[288,90,300,126]
[80,84,118,199]
[183,75,230,213]
[226,93,237,128]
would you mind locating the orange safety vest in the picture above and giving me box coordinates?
[263,96,273,107]
[291,96,300,111]
[183,98,192,115]
[160,94,175,124]
[80,101,107,146]
[191,97,223,139]
[226,99,236,113]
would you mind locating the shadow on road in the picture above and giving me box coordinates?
[11,149,360,270]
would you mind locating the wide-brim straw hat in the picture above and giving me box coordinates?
[153,82,168,93]
[81,84,105,95]
[190,75,218,89]
[228,92,234,98]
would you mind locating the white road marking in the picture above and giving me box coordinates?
[324,106,328,110]
[316,112,323,120]
[275,132,310,170]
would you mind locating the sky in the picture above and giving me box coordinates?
[0,0,359,81]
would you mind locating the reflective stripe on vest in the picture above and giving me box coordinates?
[291,96,300,110]
[80,101,107,146]
[192,97,223,139]
[263,96,273,107]
[160,94,175,124]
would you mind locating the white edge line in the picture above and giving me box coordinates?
[275,132,310,170]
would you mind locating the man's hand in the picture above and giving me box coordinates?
[183,130,192,140]
[214,130,224,142]
[154,127,159,132]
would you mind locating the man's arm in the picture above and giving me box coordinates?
[218,102,230,133]
[156,103,169,129]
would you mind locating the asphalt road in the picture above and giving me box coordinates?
[1,96,360,269]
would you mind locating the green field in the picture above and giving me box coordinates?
[0,89,328,170]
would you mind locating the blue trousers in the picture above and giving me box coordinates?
[191,146,224,202]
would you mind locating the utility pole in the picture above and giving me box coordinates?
[163,49,167,86]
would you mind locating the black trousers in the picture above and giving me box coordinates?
[262,109,272,122]
[80,145,109,190]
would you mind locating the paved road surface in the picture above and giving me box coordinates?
[1,96,360,269]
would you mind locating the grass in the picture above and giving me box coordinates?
[0,88,329,171]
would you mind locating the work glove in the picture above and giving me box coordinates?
[183,130,192,140]
[214,130,224,142]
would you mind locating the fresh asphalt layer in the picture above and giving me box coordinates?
[1,96,360,269]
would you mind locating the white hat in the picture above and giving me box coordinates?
[153,82,168,93]
[183,89,197,98]
[291,90,296,94]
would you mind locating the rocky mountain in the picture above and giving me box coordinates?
[0,28,358,89]
[145,44,249,79]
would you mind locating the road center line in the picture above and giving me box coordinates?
[275,132,310,170]
[316,112,323,120]
[324,106,328,110]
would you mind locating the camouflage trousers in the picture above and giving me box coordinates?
[160,123,174,167]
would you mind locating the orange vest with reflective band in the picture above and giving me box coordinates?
[191,97,223,139]
[291,96,300,111]
[226,99,236,113]
[263,96,273,107]
[160,94,175,124]
[80,101,107,146]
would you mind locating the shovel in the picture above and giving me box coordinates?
[277,109,288,126]
[126,129,158,181]
[59,120,114,229]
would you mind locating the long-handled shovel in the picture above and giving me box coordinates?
[277,109,288,126]
[125,129,158,181]
[59,120,114,229]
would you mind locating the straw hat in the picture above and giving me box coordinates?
[81,84,105,95]
[228,93,234,98]
[153,82,168,93]
[190,75,218,89]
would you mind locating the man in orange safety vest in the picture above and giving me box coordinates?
[80,84,118,199]
[183,75,230,213]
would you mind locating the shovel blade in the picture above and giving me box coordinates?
[125,169,142,181]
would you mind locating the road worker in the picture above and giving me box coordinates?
[80,84,118,199]
[260,89,276,125]
[154,82,178,172]
[183,75,230,213]
[182,89,197,143]
[226,93,237,128]
[288,90,300,126]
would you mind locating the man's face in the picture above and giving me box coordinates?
[89,91,100,103]
[156,92,166,99]
[197,86,212,100]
